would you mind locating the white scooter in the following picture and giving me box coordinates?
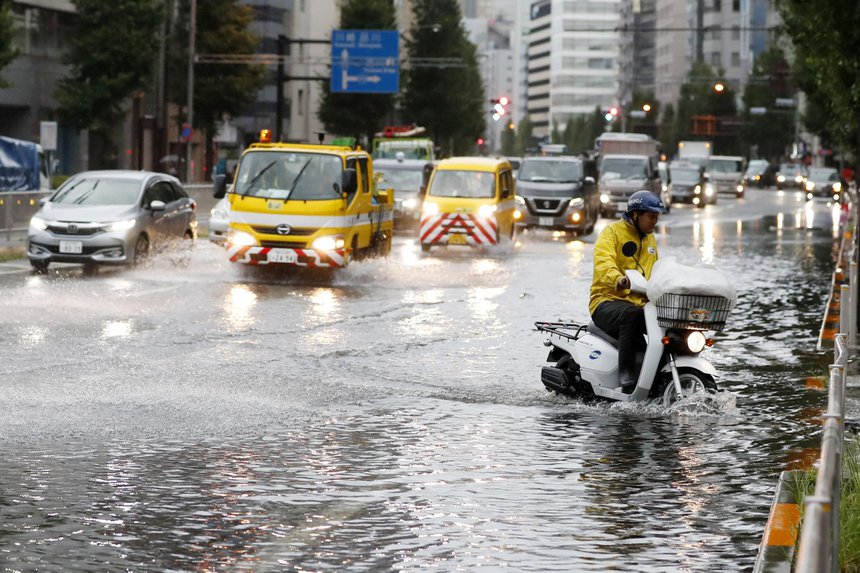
[536,260,736,405]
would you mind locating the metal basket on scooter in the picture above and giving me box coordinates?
[655,293,732,331]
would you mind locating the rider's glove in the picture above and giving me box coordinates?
[617,276,630,290]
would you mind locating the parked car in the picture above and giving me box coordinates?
[374,156,433,229]
[668,161,713,207]
[27,170,197,273]
[208,196,230,243]
[743,159,772,189]
[775,162,807,190]
[514,155,599,236]
[804,167,844,201]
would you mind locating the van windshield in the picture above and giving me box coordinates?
[376,168,424,192]
[672,168,701,184]
[429,170,495,198]
[709,159,743,173]
[234,151,343,201]
[518,160,582,183]
[601,157,647,180]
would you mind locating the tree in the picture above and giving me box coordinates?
[403,0,485,156]
[779,0,860,178]
[740,44,794,162]
[318,0,397,146]
[675,61,739,154]
[169,0,265,176]
[0,0,18,88]
[56,0,163,168]
[515,115,534,155]
[501,121,516,156]
[658,103,678,158]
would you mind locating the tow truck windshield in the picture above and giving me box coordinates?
[235,151,343,201]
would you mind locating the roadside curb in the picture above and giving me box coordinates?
[818,225,853,349]
[753,470,804,573]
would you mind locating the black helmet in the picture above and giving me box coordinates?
[627,190,666,214]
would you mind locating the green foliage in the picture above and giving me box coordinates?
[56,0,163,167]
[318,0,397,145]
[740,44,794,161]
[515,115,534,155]
[658,103,678,157]
[169,0,265,135]
[501,123,516,156]
[0,0,18,88]
[674,61,739,155]
[403,0,486,156]
[779,0,860,171]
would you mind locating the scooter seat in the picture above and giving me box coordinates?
[587,322,619,347]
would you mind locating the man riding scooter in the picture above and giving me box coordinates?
[589,190,667,391]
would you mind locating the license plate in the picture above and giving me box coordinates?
[448,233,468,245]
[267,249,297,263]
[59,240,82,254]
[538,217,554,226]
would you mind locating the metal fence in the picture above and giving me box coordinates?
[794,196,857,572]
[0,184,217,243]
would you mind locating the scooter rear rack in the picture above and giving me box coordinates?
[534,321,587,342]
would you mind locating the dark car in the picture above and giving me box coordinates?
[27,170,197,273]
[668,161,713,207]
[776,162,807,190]
[374,156,433,229]
[804,166,844,201]
[514,156,599,236]
[743,159,772,189]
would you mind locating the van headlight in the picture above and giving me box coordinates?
[312,235,345,250]
[569,197,585,208]
[515,195,526,206]
[600,193,610,204]
[478,204,497,219]
[30,216,47,231]
[422,201,440,216]
[686,331,706,353]
[107,219,136,232]
[228,230,257,247]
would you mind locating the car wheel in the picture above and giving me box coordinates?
[82,262,99,277]
[30,260,48,274]
[133,234,150,266]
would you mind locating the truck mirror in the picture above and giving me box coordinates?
[213,174,227,199]
[342,168,357,195]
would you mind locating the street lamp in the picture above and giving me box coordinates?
[713,81,725,93]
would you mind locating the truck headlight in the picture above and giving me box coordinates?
[30,216,47,231]
[107,219,136,232]
[805,180,815,191]
[736,184,744,193]
[795,175,804,183]
[704,184,715,197]
[477,204,497,219]
[402,197,418,210]
[228,230,257,247]
[777,175,785,183]
[686,331,706,353]
[312,235,345,250]
[569,197,585,208]
[600,193,610,204]
[422,201,440,216]
[694,185,702,195]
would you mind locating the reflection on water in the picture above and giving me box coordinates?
[101,319,133,339]
[223,284,258,332]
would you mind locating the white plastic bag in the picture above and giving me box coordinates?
[647,257,738,308]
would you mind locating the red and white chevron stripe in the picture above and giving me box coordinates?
[226,245,348,267]
[419,212,499,247]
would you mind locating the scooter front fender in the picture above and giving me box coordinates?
[661,355,717,378]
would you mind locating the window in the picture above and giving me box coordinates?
[298,89,304,115]
[358,157,370,194]
[731,52,740,66]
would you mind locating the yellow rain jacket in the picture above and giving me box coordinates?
[589,216,659,315]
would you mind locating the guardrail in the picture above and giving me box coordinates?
[0,183,217,242]
[794,191,857,573]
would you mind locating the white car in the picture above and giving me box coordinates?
[208,197,229,243]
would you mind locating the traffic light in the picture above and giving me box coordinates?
[490,96,512,121]
[477,137,485,146]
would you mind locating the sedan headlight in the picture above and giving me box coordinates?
[422,201,440,216]
[477,204,497,219]
[228,230,257,247]
[686,331,707,353]
[569,197,585,208]
[312,235,345,250]
[210,207,227,219]
[107,219,136,232]
[804,180,815,191]
[777,175,786,183]
[795,175,804,183]
[834,182,842,192]
[30,216,47,231]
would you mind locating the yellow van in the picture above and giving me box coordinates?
[418,157,516,252]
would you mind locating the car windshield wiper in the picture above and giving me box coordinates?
[73,179,100,204]
[52,179,85,203]
[241,161,277,196]
[282,158,312,204]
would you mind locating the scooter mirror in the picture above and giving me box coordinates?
[622,241,637,257]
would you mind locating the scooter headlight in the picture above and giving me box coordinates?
[686,331,707,353]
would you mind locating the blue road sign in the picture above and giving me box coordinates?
[331,29,399,94]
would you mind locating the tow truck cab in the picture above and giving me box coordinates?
[213,133,393,268]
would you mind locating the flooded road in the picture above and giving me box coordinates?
[0,189,842,571]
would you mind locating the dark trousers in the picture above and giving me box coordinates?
[592,300,646,382]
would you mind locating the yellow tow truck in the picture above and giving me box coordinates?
[212,131,393,268]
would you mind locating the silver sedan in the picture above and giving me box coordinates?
[27,170,197,273]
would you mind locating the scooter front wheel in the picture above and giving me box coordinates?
[657,367,716,407]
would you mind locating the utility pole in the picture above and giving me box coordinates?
[185,0,196,183]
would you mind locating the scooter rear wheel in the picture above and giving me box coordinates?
[657,367,716,407]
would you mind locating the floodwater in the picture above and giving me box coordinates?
[0,191,842,571]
